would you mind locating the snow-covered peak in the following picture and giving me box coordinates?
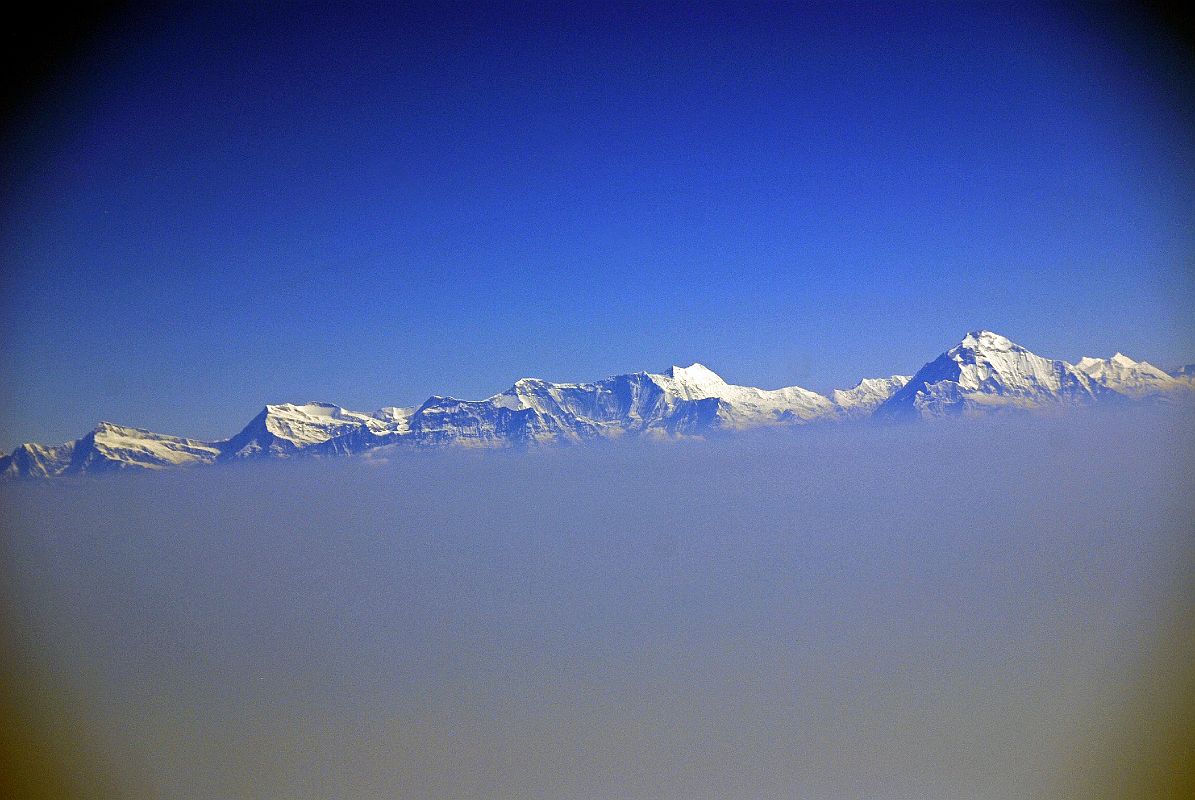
[0,421,225,477]
[263,402,368,421]
[92,420,135,436]
[831,375,911,417]
[664,363,726,387]
[87,422,222,469]
[223,401,393,458]
[258,402,391,432]
[965,329,1008,344]
[878,331,1104,418]
[87,420,207,446]
[937,331,1060,384]
[1073,352,1181,398]
[1075,352,1169,378]
[952,330,1023,356]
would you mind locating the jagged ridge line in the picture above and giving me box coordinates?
[3,330,1192,478]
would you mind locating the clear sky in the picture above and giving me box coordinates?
[1,1,1192,448]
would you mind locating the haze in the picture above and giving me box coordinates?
[2,408,1192,799]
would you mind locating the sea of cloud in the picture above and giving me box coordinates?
[2,406,1192,799]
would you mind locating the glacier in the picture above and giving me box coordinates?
[3,330,1192,479]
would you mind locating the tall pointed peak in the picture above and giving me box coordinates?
[664,363,726,387]
[958,330,1018,350]
[941,331,1036,364]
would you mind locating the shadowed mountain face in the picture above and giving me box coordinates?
[3,331,1192,478]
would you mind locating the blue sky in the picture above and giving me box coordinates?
[2,1,1192,447]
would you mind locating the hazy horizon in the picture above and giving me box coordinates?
[3,406,1193,799]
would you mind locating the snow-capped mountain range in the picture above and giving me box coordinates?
[3,330,1192,479]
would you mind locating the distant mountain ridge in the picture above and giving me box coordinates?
[3,330,1192,479]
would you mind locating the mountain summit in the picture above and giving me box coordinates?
[3,331,1190,479]
[1073,353,1181,398]
[876,330,1109,418]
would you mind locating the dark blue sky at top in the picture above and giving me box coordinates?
[1,1,1192,446]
